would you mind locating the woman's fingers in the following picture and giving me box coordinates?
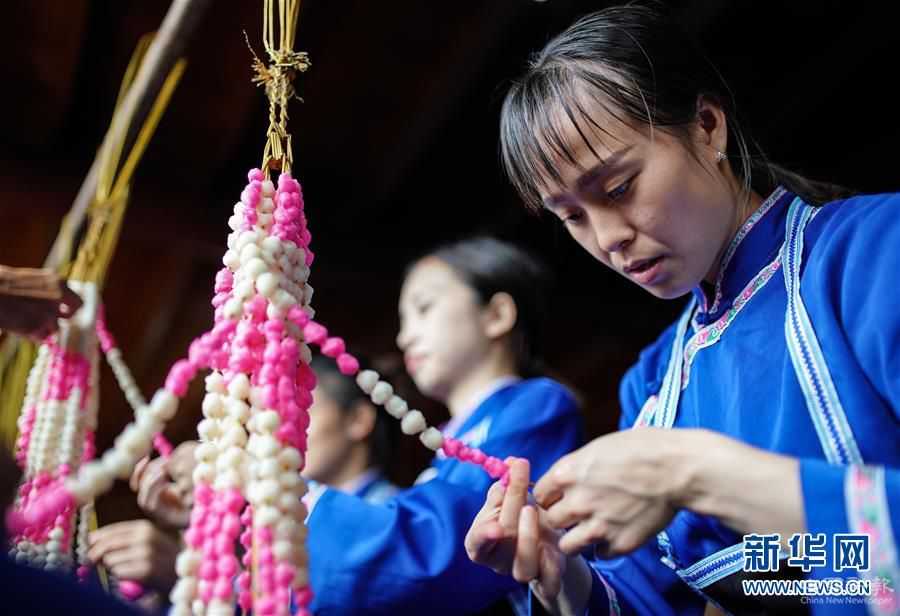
[57,283,83,316]
[465,481,505,562]
[543,494,589,531]
[467,518,505,563]
[158,485,188,509]
[511,504,540,583]
[86,538,119,566]
[533,454,576,509]
[558,518,606,556]
[88,522,146,564]
[108,561,152,582]
[136,458,170,513]
[168,442,198,485]
[99,544,151,570]
[89,520,179,590]
[484,479,506,510]
[499,458,529,532]
[537,541,564,598]
[129,457,151,493]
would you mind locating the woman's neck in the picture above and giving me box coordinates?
[703,187,765,285]
[445,353,518,417]
[324,443,372,488]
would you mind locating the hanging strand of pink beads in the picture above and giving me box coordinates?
[6,170,317,616]
[7,285,175,589]
[168,169,318,616]
[8,283,100,579]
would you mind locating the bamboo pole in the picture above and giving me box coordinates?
[44,0,214,271]
[1,0,214,449]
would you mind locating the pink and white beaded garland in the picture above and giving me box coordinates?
[8,168,510,616]
[7,284,175,589]
[8,324,97,576]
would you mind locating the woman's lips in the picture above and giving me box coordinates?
[625,256,664,285]
[405,355,425,373]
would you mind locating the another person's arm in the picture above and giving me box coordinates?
[130,441,197,530]
[87,519,181,595]
[0,265,81,339]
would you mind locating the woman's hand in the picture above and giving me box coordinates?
[87,519,181,594]
[130,441,198,530]
[534,427,807,557]
[465,458,593,614]
[465,458,567,597]
[0,267,83,340]
[534,427,689,557]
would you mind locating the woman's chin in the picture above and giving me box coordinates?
[649,284,693,300]
[412,374,449,403]
[636,272,695,300]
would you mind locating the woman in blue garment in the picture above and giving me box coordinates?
[305,236,583,615]
[302,354,400,505]
[465,5,900,616]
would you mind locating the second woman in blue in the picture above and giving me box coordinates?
[306,237,584,614]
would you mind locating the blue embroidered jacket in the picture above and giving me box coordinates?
[581,190,900,616]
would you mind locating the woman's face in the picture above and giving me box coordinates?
[302,384,352,484]
[396,258,490,402]
[538,100,738,299]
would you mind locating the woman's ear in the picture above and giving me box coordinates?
[482,291,517,340]
[695,95,728,158]
[345,401,378,443]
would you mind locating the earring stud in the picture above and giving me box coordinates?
[715,150,727,163]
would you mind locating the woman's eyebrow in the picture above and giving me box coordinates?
[542,145,634,210]
[575,145,633,192]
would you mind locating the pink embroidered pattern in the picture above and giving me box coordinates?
[632,394,658,428]
[682,254,782,389]
[847,465,899,616]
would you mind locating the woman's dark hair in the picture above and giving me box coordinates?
[500,3,852,210]
[411,236,553,378]
[310,354,400,471]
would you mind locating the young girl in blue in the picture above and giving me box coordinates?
[305,237,583,614]
[465,6,899,616]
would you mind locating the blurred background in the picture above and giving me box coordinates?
[0,0,895,522]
